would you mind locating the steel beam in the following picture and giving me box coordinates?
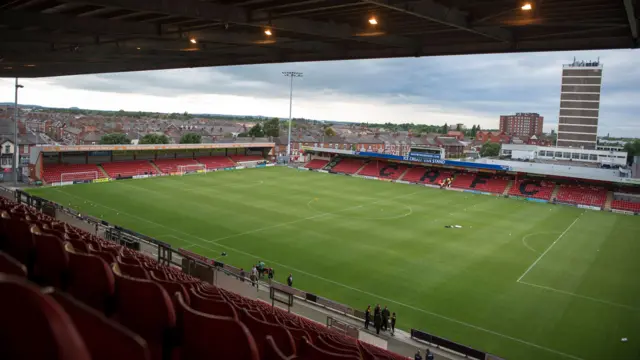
[623,0,639,41]
[60,0,418,48]
[362,0,513,43]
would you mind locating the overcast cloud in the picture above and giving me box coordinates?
[0,49,638,136]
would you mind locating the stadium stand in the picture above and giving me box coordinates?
[358,161,408,180]
[401,167,453,186]
[101,161,157,178]
[229,155,265,162]
[195,156,236,170]
[152,158,199,174]
[42,163,106,184]
[451,173,510,194]
[331,158,367,175]
[304,159,329,170]
[555,184,607,207]
[508,180,556,200]
[0,196,407,360]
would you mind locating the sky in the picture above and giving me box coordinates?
[0,49,638,137]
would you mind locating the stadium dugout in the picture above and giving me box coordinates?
[27,142,274,185]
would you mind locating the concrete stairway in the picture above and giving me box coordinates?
[397,167,411,181]
[550,184,561,202]
[149,161,163,174]
[97,165,109,178]
[503,180,514,196]
[604,191,614,211]
[354,160,369,175]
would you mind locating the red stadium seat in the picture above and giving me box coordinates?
[0,215,35,266]
[0,250,27,277]
[611,199,640,212]
[196,156,236,170]
[50,290,151,360]
[66,244,115,314]
[114,262,150,279]
[189,288,238,318]
[299,337,360,359]
[508,180,555,200]
[556,184,607,207]
[152,158,200,174]
[32,230,69,288]
[41,163,106,184]
[112,269,176,360]
[331,158,367,175]
[0,274,91,360]
[174,292,260,360]
[358,160,408,180]
[101,160,157,178]
[401,167,452,185]
[229,155,265,163]
[241,309,297,358]
[149,271,190,308]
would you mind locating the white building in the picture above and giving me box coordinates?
[500,144,627,167]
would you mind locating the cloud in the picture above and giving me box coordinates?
[1,48,639,136]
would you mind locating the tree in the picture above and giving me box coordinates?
[623,139,640,165]
[263,118,280,137]
[180,133,202,144]
[238,123,264,138]
[324,127,337,137]
[441,123,448,134]
[139,134,169,144]
[99,133,130,145]
[456,123,463,132]
[480,142,501,157]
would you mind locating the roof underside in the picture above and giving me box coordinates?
[0,0,638,78]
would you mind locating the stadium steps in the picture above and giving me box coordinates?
[604,191,614,211]
[550,184,561,201]
[149,161,163,174]
[97,165,109,178]
[324,157,341,170]
[503,180,514,196]
[397,167,411,181]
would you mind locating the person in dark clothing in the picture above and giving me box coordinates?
[268,268,274,282]
[373,304,382,335]
[364,305,371,329]
[426,349,434,360]
[239,268,245,282]
[381,305,390,331]
[287,273,293,287]
[414,350,422,360]
[390,312,396,335]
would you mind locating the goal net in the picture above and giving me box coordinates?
[177,164,206,175]
[60,171,99,183]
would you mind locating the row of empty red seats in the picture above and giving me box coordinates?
[100,161,158,178]
[357,161,408,180]
[152,158,200,174]
[555,184,607,207]
[611,199,640,213]
[508,180,556,200]
[42,164,107,184]
[229,155,265,162]
[401,167,452,185]
[195,156,236,170]
[0,197,406,360]
[451,174,510,194]
[304,159,329,170]
[331,158,367,175]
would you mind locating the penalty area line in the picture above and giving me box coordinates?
[516,216,581,283]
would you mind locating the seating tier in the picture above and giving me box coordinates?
[196,156,236,170]
[611,199,640,213]
[556,184,607,207]
[401,167,452,185]
[101,161,157,178]
[357,161,408,180]
[451,174,509,194]
[331,158,366,175]
[152,159,199,174]
[229,155,265,162]
[304,159,329,170]
[508,180,555,200]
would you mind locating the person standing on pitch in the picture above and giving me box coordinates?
[390,312,396,335]
[364,305,371,329]
[374,304,382,335]
[381,305,390,331]
[287,273,293,287]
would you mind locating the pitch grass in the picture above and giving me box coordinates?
[27,167,640,360]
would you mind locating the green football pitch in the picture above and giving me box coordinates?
[27,166,640,360]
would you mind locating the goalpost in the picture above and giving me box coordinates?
[177,164,206,175]
[60,171,99,183]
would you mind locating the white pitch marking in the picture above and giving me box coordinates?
[516,216,581,283]
[521,232,562,254]
[518,281,639,312]
[52,189,589,359]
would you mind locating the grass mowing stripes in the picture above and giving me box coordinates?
[27,167,640,360]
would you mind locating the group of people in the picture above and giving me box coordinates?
[240,261,294,288]
[414,348,435,360]
[364,304,396,335]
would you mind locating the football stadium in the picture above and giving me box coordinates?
[0,140,636,360]
[1,0,640,360]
